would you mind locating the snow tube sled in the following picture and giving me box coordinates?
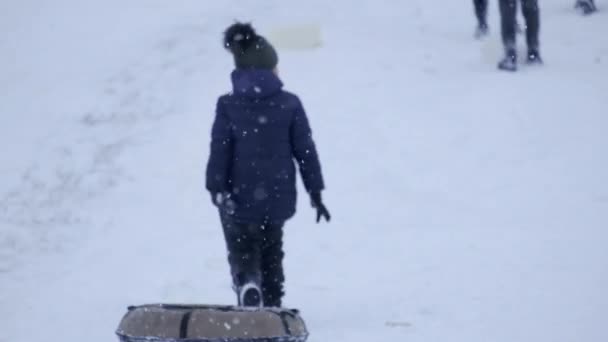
[116,304,309,342]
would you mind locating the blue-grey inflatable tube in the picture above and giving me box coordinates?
[116,304,308,342]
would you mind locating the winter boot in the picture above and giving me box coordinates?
[498,49,517,71]
[239,283,263,307]
[526,48,543,65]
[575,0,597,15]
[474,23,489,39]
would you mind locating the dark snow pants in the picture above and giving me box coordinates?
[499,0,540,51]
[221,214,285,307]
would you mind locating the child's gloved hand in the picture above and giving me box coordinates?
[211,192,236,215]
[310,192,331,223]
[211,192,222,206]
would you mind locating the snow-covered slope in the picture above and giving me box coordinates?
[1,1,607,342]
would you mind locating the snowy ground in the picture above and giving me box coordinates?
[1,1,607,341]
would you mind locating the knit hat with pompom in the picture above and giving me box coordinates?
[223,22,278,70]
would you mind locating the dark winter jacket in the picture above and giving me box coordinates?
[206,69,325,224]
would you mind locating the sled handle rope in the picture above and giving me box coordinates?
[179,310,193,339]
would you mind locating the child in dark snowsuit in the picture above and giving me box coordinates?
[205,23,331,308]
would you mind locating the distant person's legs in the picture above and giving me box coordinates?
[521,0,542,63]
[473,0,489,37]
[498,0,518,70]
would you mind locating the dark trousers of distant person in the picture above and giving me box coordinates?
[495,0,542,71]
[473,0,489,29]
[499,0,540,57]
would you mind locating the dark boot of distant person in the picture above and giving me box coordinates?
[575,0,597,15]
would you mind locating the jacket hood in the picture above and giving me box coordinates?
[231,69,283,99]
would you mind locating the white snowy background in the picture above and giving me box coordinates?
[1,0,607,341]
